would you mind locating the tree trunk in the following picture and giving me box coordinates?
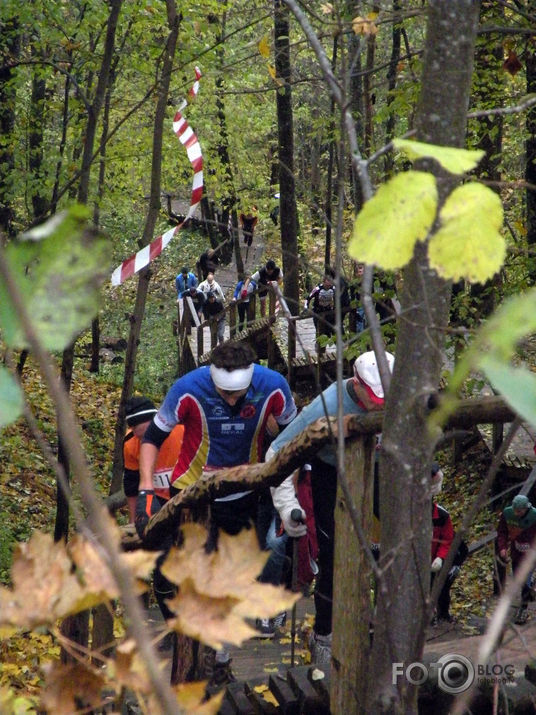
[110,1,180,496]
[526,8,536,284]
[324,36,338,267]
[0,16,20,239]
[29,54,49,222]
[275,0,299,336]
[383,0,402,176]
[367,2,480,712]
[214,9,239,250]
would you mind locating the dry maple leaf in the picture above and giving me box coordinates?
[0,526,158,628]
[161,524,299,649]
[167,578,256,649]
[111,638,167,694]
[40,662,106,714]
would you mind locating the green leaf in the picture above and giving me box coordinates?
[0,207,110,351]
[428,183,505,283]
[348,171,437,270]
[393,138,485,174]
[0,367,24,428]
[479,355,536,429]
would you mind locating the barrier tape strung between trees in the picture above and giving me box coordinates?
[111,67,203,286]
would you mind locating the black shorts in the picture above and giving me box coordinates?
[123,469,139,497]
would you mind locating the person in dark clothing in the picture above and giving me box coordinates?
[202,291,226,344]
[244,260,283,317]
[180,285,205,321]
[240,208,258,247]
[306,273,336,340]
[198,248,219,280]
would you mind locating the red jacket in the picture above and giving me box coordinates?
[431,503,454,561]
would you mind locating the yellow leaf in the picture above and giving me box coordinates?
[429,183,505,283]
[171,681,224,713]
[321,3,333,13]
[352,16,378,35]
[262,689,280,706]
[367,11,379,20]
[258,35,270,59]
[263,666,278,673]
[348,171,438,270]
[393,138,485,175]
[254,684,269,694]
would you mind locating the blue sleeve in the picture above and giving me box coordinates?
[175,276,181,294]
[270,383,340,453]
[233,282,242,299]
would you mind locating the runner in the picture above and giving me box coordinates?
[136,342,297,690]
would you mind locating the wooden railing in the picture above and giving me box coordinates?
[176,285,279,368]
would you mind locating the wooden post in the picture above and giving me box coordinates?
[210,318,218,349]
[267,290,276,368]
[197,321,203,358]
[229,302,237,338]
[331,435,375,713]
[248,294,256,327]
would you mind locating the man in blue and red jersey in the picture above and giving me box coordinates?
[135,341,297,689]
[135,342,296,527]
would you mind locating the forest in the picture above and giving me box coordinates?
[3,0,536,713]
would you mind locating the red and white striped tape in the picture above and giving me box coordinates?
[111,67,203,286]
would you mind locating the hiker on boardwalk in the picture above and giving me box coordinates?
[497,494,536,624]
[265,350,394,665]
[180,285,205,321]
[231,274,257,331]
[244,259,283,318]
[239,206,258,247]
[306,273,337,340]
[198,248,218,280]
[175,265,198,298]
[136,342,297,689]
[198,271,225,302]
[202,291,226,345]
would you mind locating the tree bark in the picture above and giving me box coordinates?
[526,7,536,284]
[368,2,480,712]
[0,15,20,239]
[275,0,299,336]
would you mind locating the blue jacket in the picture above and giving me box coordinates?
[175,272,198,295]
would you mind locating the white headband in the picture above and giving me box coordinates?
[210,363,254,391]
[126,408,157,421]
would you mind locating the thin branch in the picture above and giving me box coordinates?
[467,94,536,118]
